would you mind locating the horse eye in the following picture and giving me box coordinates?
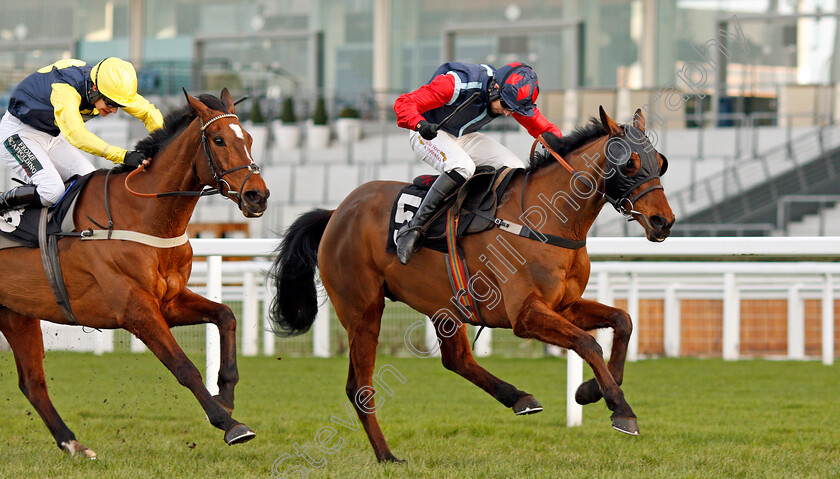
[213,137,225,146]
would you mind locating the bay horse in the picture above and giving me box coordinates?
[269,107,673,462]
[0,89,268,458]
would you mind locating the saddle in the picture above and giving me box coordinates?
[386,166,519,254]
[0,174,91,249]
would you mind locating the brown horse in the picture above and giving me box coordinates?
[0,89,269,458]
[269,107,673,462]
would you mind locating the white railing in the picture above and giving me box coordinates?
[34,237,840,428]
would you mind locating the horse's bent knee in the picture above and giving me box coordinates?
[611,310,632,339]
[215,306,237,330]
[575,334,603,358]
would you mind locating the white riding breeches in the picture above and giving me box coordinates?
[408,130,526,180]
[0,111,96,205]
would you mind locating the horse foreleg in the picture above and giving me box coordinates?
[162,288,239,413]
[512,293,638,435]
[123,295,254,445]
[565,298,632,406]
[0,311,96,458]
[433,319,542,415]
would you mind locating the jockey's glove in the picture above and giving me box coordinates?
[123,150,147,169]
[542,131,563,153]
[417,120,439,141]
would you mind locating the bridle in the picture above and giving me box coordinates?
[126,112,261,210]
[198,113,261,208]
[531,126,667,220]
[601,125,666,218]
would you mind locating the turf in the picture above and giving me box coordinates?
[0,352,838,478]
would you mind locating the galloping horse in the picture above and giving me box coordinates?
[0,89,268,457]
[269,107,673,462]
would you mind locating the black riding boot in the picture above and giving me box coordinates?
[396,171,465,265]
[0,185,41,215]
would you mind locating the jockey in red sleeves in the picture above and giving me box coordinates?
[392,61,563,264]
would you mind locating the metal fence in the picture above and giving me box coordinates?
[38,237,838,367]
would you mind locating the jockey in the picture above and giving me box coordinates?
[0,57,164,214]
[393,61,563,265]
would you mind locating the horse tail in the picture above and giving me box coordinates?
[268,208,334,337]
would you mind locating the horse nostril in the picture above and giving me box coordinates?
[650,215,671,231]
[243,190,265,205]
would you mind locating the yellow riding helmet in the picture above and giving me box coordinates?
[89,57,138,108]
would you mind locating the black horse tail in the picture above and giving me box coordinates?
[268,208,334,337]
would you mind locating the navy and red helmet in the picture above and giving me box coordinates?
[492,62,540,117]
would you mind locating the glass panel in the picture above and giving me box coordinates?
[0,0,76,41]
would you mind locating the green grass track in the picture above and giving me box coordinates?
[1,353,838,478]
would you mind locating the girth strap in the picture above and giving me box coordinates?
[78,230,189,248]
[466,207,586,250]
[38,208,79,325]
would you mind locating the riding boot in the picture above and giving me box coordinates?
[396,171,465,265]
[0,185,41,215]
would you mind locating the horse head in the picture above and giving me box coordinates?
[184,88,269,218]
[598,106,674,242]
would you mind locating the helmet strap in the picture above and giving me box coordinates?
[487,83,501,103]
[92,57,115,94]
[87,83,102,105]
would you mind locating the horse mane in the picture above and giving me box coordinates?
[527,118,608,172]
[133,94,231,160]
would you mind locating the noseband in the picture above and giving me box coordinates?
[199,113,261,209]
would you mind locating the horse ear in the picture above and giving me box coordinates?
[633,108,646,133]
[183,87,209,117]
[599,105,622,136]
[220,88,235,114]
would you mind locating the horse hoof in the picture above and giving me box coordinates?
[379,454,405,463]
[513,395,543,415]
[575,379,603,405]
[224,423,256,445]
[61,440,97,459]
[611,417,639,436]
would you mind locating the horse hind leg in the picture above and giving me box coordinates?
[0,310,96,458]
[334,290,401,463]
[434,319,542,415]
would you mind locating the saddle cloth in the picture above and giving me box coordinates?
[386,166,520,254]
[0,173,92,249]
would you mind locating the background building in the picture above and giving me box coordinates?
[2,1,839,120]
[2,0,840,241]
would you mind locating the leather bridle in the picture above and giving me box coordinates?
[126,112,261,210]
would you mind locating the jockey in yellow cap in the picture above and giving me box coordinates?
[0,57,163,213]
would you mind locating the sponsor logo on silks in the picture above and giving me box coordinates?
[3,134,42,177]
[440,152,447,162]
[0,209,23,233]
